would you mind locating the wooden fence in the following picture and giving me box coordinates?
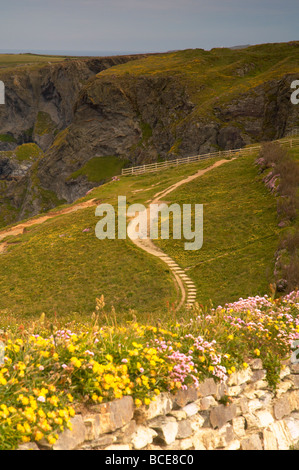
[121,137,299,176]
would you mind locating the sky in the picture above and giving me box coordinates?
[0,0,298,54]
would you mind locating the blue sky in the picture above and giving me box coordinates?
[0,0,298,53]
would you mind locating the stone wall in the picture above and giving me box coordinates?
[19,358,299,451]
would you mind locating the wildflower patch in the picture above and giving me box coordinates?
[0,291,299,449]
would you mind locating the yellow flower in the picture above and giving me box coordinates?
[70,357,82,368]
[67,393,73,403]
[254,349,261,357]
[144,398,151,406]
[40,420,52,432]
[208,366,214,372]
[21,396,29,406]
[67,344,76,353]
[228,335,234,340]
[38,409,46,419]
[23,407,36,423]
[47,435,57,446]
[48,396,59,407]
[23,422,31,434]
[17,423,25,433]
[40,351,50,358]
[135,398,142,407]
[243,362,249,369]
[34,431,44,441]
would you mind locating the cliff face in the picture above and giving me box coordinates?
[0,44,299,226]
[38,72,299,204]
[0,54,149,226]
[0,55,148,151]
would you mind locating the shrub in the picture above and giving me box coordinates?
[257,143,299,294]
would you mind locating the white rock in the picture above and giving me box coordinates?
[247,399,263,413]
[284,416,299,442]
[232,417,246,438]
[183,403,199,417]
[254,409,274,428]
[131,426,157,450]
[227,368,253,386]
[225,440,241,450]
[149,417,178,445]
[268,420,294,450]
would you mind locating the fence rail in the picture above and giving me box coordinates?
[121,137,299,176]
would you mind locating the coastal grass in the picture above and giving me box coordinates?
[69,156,127,182]
[155,153,284,307]
[0,53,65,71]
[0,158,220,323]
[100,42,299,119]
[0,142,296,323]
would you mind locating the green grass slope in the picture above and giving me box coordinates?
[0,159,220,323]
[155,149,297,307]
[0,53,66,71]
[0,141,297,324]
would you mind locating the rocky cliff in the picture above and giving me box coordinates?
[0,43,299,226]
[0,54,149,226]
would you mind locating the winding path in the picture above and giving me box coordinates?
[127,159,232,310]
[0,158,232,310]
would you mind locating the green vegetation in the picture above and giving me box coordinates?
[0,206,176,320]
[257,143,299,293]
[34,111,57,136]
[155,153,283,307]
[69,156,127,182]
[0,134,16,143]
[0,158,219,322]
[0,143,43,162]
[100,42,299,120]
[140,121,153,143]
[0,140,298,322]
[0,291,299,448]
[15,143,43,162]
[0,53,66,71]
